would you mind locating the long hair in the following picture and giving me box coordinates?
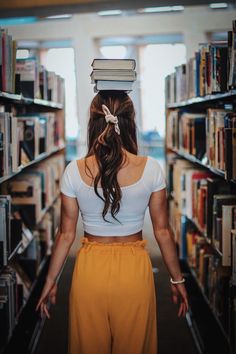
[86,90,138,222]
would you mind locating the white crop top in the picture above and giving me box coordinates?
[60,156,166,236]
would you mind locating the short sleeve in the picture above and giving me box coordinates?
[60,161,77,198]
[151,158,166,192]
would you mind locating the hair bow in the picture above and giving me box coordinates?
[102,104,120,135]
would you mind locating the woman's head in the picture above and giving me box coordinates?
[85,90,138,222]
[87,90,137,155]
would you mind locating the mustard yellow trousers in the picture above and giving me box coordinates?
[68,237,157,354]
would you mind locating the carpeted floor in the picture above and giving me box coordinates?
[33,210,199,354]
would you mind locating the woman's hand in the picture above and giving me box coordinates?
[170,283,189,317]
[35,279,58,319]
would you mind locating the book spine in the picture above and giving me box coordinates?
[232,232,236,286]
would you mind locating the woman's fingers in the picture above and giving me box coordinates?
[171,283,189,317]
[43,303,51,319]
[39,301,51,319]
[178,302,186,317]
[36,297,44,312]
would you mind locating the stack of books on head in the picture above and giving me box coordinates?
[91,59,137,92]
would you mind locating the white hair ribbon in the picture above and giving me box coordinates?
[102,104,120,135]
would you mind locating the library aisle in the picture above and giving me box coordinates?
[33,211,199,354]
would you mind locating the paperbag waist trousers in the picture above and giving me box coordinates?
[68,237,157,354]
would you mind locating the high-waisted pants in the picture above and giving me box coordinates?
[68,237,157,354]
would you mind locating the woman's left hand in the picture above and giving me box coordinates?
[35,279,58,319]
[170,282,189,317]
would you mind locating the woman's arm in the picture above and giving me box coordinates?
[149,188,183,280]
[36,193,79,318]
[45,193,79,282]
[149,188,189,317]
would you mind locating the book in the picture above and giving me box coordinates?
[0,28,16,94]
[222,206,236,266]
[224,112,236,180]
[94,80,134,91]
[0,112,10,176]
[17,116,40,162]
[228,20,236,89]
[91,69,136,82]
[206,109,228,169]
[175,64,187,103]
[39,64,48,101]
[231,229,236,286]
[0,195,11,269]
[171,111,206,160]
[92,59,136,71]
[206,177,233,240]
[2,174,42,226]
[16,57,40,99]
[0,267,17,347]
[184,169,211,220]
[212,195,236,252]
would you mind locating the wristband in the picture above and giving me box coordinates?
[170,277,185,284]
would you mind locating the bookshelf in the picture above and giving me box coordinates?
[165,20,236,354]
[0,28,66,354]
[167,89,236,109]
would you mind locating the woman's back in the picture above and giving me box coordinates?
[60,151,166,236]
[78,152,147,188]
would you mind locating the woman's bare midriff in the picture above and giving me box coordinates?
[84,230,143,243]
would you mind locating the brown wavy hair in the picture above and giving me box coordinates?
[85,90,138,222]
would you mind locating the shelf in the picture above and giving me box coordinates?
[167,90,236,109]
[27,253,67,354]
[0,91,63,109]
[15,255,49,323]
[186,217,223,257]
[169,147,236,184]
[186,261,230,344]
[17,195,60,256]
[189,217,208,239]
[0,144,65,184]
[8,241,23,261]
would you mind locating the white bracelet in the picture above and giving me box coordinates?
[170,277,185,284]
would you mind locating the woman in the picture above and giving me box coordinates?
[36,90,189,354]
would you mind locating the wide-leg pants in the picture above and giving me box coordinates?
[68,237,157,354]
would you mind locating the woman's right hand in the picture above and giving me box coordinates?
[170,283,189,317]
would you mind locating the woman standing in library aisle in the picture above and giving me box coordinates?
[35,90,189,354]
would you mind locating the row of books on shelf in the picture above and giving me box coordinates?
[166,109,236,180]
[0,110,64,178]
[168,156,236,265]
[169,206,235,341]
[0,27,65,104]
[0,153,65,270]
[165,20,236,104]
[168,156,236,345]
[0,197,61,350]
[182,221,234,340]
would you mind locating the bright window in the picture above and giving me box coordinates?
[100,45,127,59]
[139,43,186,137]
[43,47,78,139]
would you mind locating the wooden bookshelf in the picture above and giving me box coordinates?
[168,147,227,179]
[0,77,66,354]
[167,90,236,109]
[186,262,230,343]
[0,144,65,184]
[165,63,236,354]
[0,91,63,109]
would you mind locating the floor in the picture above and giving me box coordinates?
[33,210,199,354]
